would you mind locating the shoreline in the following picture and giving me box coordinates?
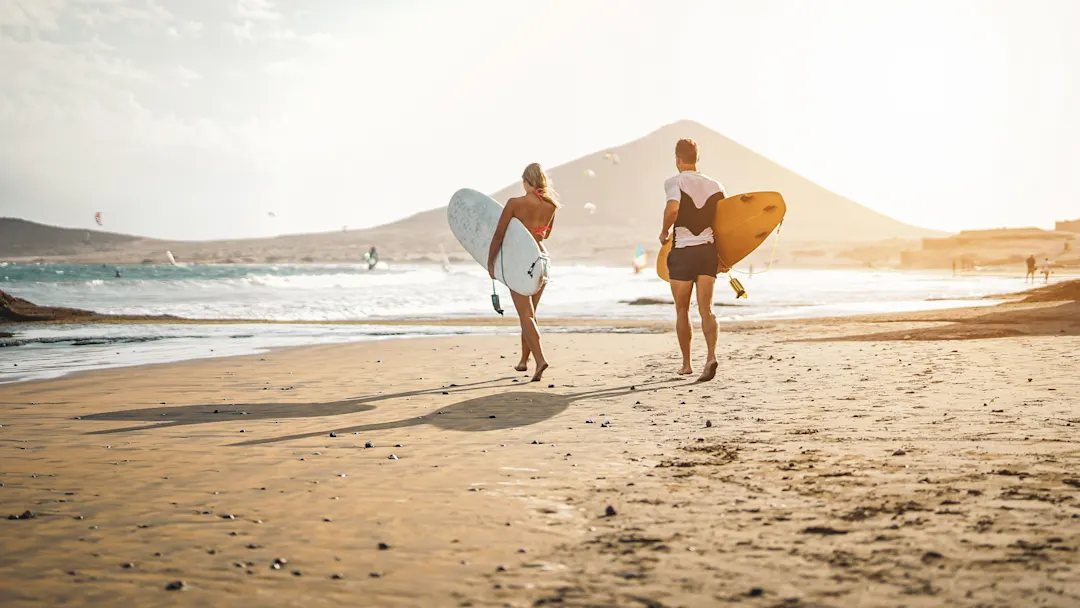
[1,292,1077,606]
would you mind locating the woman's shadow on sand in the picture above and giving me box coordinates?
[77,377,681,443]
[77,377,516,435]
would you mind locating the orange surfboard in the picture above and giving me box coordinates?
[656,191,786,282]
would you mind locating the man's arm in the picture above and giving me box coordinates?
[659,199,678,245]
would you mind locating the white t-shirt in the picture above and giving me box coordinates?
[664,171,726,248]
[1042,261,1052,272]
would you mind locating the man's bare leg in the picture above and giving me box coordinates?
[694,275,719,382]
[670,279,695,375]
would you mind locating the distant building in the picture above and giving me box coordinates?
[1057,219,1080,233]
[902,227,1075,269]
[921,228,1075,250]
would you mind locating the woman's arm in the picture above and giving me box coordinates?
[488,199,516,279]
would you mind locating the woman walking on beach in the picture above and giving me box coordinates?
[488,163,558,382]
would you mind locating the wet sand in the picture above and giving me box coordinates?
[1,301,1078,607]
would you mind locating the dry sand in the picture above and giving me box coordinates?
[1,302,1078,607]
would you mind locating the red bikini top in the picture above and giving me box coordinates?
[530,188,555,240]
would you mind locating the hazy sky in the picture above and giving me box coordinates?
[1,0,1077,239]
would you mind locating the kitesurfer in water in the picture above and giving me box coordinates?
[488,163,558,382]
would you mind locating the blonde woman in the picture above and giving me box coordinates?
[488,163,558,382]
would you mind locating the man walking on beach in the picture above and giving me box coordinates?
[659,138,726,382]
[1025,254,1037,283]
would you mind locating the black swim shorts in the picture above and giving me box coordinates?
[667,243,719,282]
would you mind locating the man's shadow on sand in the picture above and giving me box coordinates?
[232,380,676,446]
[78,377,683,443]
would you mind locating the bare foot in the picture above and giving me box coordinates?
[514,361,528,372]
[531,362,549,382]
[678,364,694,376]
[697,360,718,382]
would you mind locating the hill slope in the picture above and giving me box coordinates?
[1,121,940,265]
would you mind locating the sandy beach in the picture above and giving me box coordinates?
[2,293,1078,607]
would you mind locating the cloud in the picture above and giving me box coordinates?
[236,0,280,21]
[262,58,297,74]
[173,64,200,85]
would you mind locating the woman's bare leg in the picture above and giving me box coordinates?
[511,290,548,382]
[514,284,545,372]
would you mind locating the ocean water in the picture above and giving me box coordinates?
[1,262,1028,383]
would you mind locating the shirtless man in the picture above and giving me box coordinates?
[659,138,726,382]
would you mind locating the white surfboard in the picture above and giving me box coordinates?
[447,188,544,296]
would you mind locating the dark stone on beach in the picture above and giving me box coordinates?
[221,514,235,520]
[8,510,36,520]
[213,410,219,414]
[122,562,135,569]
[329,432,337,438]
[586,419,594,423]
[74,515,84,520]
[747,588,764,598]
[273,557,288,566]
[291,570,302,576]
[495,565,507,572]
[377,542,390,550]
[802,526,849,535]
[601,421,611,428]
[388,454,398,460]
[365,441,374,448]
[548,384,554,388]
[330,573,344,580]
[164,580,186,591]
[441,391,449,395]
[395,444,403,447]
[892,449,906,456]
[605,505,617,517]
[369,571,382,578]
[706,420,713,428]
[488,415,496,418]
[323,518,332,522]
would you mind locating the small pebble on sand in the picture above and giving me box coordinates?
[892,449,906,456]
[377,542,390,550]
[365,441,374,448]
[164,581,186,591]
[605,505,617,517]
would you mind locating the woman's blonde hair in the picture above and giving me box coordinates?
[522,163,560,207]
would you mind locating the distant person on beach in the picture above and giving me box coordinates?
[1025,254,1037,283]
[1042,257,1052,283]
[367,246,378,270]
[659,138,725,382]
[488,163,558,382]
